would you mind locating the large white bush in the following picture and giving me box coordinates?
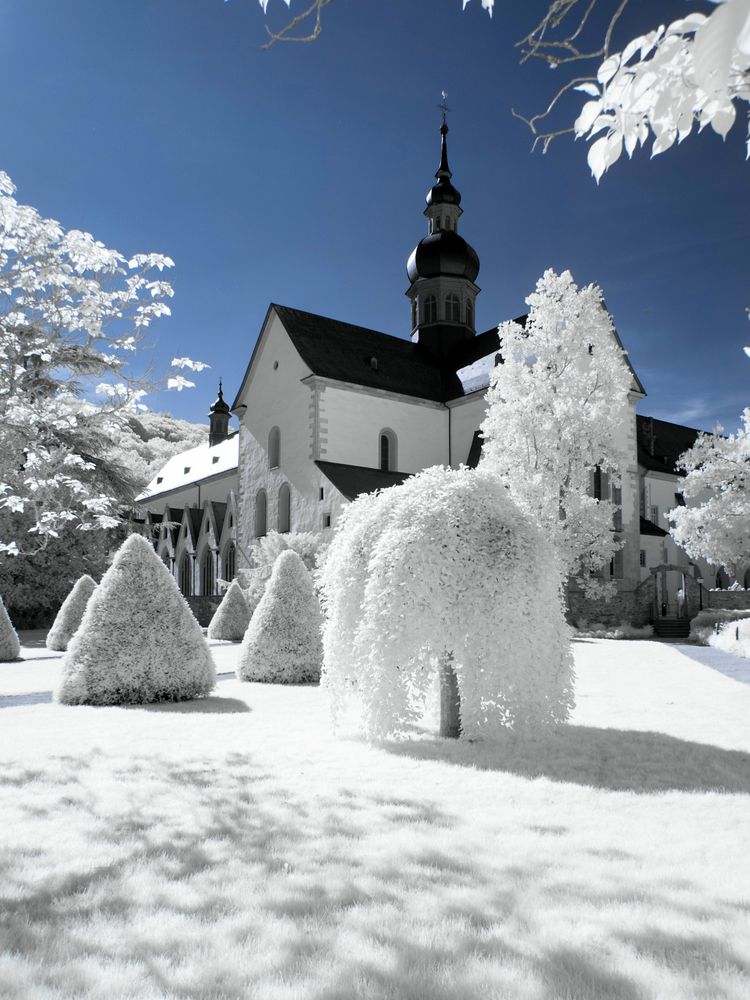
[237,550,322,684]
[250,530,328,577]
[0,594,20,661]
[56,534,216,705]
[207,579,251,641]
[319,466,574,740]
[709,617,750,660]
[46,575,97,651]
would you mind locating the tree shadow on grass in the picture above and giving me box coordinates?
[379,725,750,793]
[2,753,748,1000]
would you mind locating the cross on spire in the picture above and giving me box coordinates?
[438,90,450,128]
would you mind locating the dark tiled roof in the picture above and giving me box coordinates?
[187,507,203,543]
[316,461,411,502]
[275,305,450,402]
[640,516,669,537]
[210,501,227,540]
[637,415,703,476]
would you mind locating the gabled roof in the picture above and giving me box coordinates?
[316,461,411,501]
[136,435,239,503]
[274,305,451,402]
[185,507,203,545]
[209,501,227,541]
[637,415,703,476]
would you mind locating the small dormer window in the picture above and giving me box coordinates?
[370,357,378,371]
[156,476,163,484]
[212,456,219,464]
[184,467,190,475]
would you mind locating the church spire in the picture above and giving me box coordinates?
[208,379,231,447]
[405,103,481,365]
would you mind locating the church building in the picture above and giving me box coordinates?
[136,116,741,630]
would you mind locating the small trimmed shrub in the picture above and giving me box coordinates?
[690,608,750,644]
[573,621,653,640]
[237,550,322,684]
[46,575,97,651]
[207,580,251,641]
[56,534,216,705]
[709,617,750,659]
[0,595,20,661]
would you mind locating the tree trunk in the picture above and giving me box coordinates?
[439,654,461,739]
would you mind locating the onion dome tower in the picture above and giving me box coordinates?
[406,103,480,366]
[208,380,231,447]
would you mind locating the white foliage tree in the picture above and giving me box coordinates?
[237,549,322,684]
[480,269,632,591]
[668,397,750,576]
[56,534,216,705]
[250,529,328,578]
[256,1,750,178]
[207,579,252,641]
[0,593,20,661]
[46,574,97,651]
[320,466,574,740]
[0,171,207,556]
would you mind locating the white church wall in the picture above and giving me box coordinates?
[318,382,448,472]
[447,392,486,467]
[642,470,684,533]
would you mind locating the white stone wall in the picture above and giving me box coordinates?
[447,392,486,467]
[318,381,448,472]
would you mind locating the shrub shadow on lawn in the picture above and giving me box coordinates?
[133,696,250,714]
[379,724,750,793]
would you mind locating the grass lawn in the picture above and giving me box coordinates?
[1,636,749,999]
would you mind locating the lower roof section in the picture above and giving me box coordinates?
[315,461,411,502]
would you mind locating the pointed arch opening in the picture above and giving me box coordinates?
[278,482,291,534]
[379,429,397,473]
[200,549,216,596]
[222,541,236,582]
[446,293,460,323]
[255,489,267,538]
[268,426,281,469]
[179,552,193,597]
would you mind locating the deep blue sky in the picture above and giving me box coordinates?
[0,0,747,430]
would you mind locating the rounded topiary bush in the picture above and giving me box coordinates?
[0,595,21,662]
[207,579,251,641]
[46,575,97,651]
[319,466,574,739]
[237,550,322,684]
[56,534,216,705]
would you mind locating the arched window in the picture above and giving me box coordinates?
[268,426,280,469]
[255,489,267,538]
[715,571,724,589]
[222,542,236,582]
[424,295,437,324]
[200,550,216,596]
[744,568,750,590]
[278,483,291,534]
[179,553,192,597]
[446,293,461,322]
[379,429,397,472]
[411,299,417,329]
[466,299,474,329]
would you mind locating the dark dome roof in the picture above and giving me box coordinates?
[406,231,480,284]
[426,177,461,207]
[209,383,230,415]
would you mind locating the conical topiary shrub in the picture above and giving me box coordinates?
[56,534,216,705]
[0,595,21,662]
[237,550,322,684]
[207,579,251,641]
[46,575,97,651]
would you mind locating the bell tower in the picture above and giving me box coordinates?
[208,380,231,447]
[406,100,480,367]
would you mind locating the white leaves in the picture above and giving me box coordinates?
[577,1,749,178]
[743,346,750,358]
[0,541,20,557]
[170,357,211,371]
[574,82,600,97]
[587,133,623,181]
[167,375,195,391]
[597,54,621,84]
